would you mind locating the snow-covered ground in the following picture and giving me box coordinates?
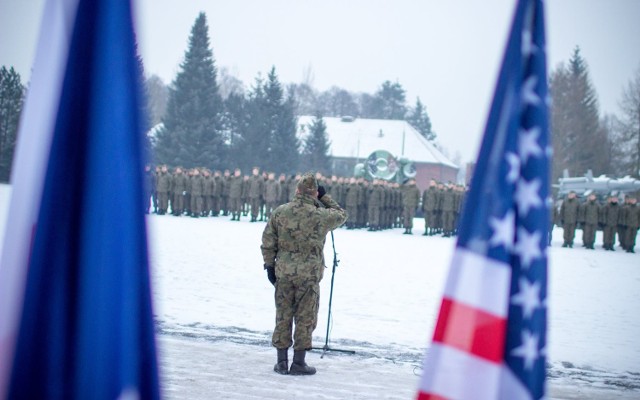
[1,183,639,399]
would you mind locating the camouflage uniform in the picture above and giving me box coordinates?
[202,171,215,217]
[264,177,281,219]
[171,169,188,216]
[212,172,224,216]
[623,199,638,252]
[155,168,171,215]
[261,174,347,351]
[248,173,265,222]
[579,196,599,249]
[189,170,205,217]
[367,182,383,231]
[228,172,244,220]
[559,195,579,247]
[221,172,232,216]
[600,198,621,250]
[441,186,456,236]
[402,181,421,233]
[345,180,359,229]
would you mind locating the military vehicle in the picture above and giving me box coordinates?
[555,169,640,198]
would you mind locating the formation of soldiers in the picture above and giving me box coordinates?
[555,191,639,253]
[145,165,468,237]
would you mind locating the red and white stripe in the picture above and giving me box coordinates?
[416,249,530,400]
[0,0,78,397]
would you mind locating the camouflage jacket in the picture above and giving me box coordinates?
[559,198,579,224]
[156,172,171,193]
[264,180,281,202]
[229,175,244,199]
[402,184,421,208]
[261,193,348,282]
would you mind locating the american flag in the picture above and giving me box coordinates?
[416,1,550,399]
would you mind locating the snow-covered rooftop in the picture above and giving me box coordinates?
[297,116,457,169]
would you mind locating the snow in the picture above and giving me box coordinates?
[1,183,639,399]
[297,116,457,168]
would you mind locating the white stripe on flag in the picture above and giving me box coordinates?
[443,248,512,317]
[0,0,78,397]
[418,343,502,400]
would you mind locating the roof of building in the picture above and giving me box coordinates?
[297,116,458,169]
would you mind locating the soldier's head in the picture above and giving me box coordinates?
[609,195,618,204]
[244,175,249,181]
[430,179,436,187]
[588,193,596,201]
[224,169,230,177]
[297,173,318,197]
[161,165,168,173]
[234,168,241,177]
[567,191,576,199]
[630,197,637,205]
[214,170,221,177]
[315,172,323,180]
[279,173,286,182]
[175,167,182,174]
[268,172,275,180]
[193,168,200,176]
[202,169,210,177]
[252,167,260,176]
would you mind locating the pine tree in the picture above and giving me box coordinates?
[302,114,331,174]
[550,47,606,179]
[407,97,435,140]
[373,80,407,120]
[154,12,224,168]
[0,66,24,182]
[263,67,299,173]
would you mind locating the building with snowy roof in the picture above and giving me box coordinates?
[297,116,458,191]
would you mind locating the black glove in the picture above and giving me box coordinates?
[317,185,326,199]
[264,264,276,285]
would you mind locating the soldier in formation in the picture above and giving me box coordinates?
[559,191,580,248]
[146,165,474,238]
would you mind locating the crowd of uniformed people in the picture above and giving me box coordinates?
[554,191,639,253]
[145,165,468,237]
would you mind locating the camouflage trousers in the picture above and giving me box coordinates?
[272,277,320,351]
[403,206,416,228]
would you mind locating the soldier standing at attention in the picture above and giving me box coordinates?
[622,196,638,253]
[264,172,281,220]
[248,167,265,222]
[579,193,599,250]
[345,177,359,229]
[261,173,347,375]
[155,165,171,215]
[228,168,244,221]
[171,167,188,216]
[212,170,223,216]
[600,195,621,251]
[402,178,421,235]
[202,169,215,217]
[367,180,383,231]
[441,183,456,237]
[221,169,232,216]
[559,191,579,247]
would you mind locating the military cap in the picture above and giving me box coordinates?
[297,173,318,192]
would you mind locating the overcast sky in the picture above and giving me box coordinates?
[1,0,639,163]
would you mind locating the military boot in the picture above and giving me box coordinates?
[289,350,316,375]
[274,348,289,375]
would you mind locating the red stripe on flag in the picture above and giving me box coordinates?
[432,298,506,363]
[417,391,449,400]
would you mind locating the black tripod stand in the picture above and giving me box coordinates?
[311,231,355,358]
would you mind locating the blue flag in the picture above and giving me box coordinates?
[417,1,550,399]
[8,0,160,398]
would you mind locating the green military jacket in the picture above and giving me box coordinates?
[261,193,347,282]
[402,184,421,208]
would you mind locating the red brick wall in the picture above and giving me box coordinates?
[415,163,458,192]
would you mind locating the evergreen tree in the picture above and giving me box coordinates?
[154,12,224,168]
[302,114,331,174]
[0,66,24,182]
[240,75,269,172]
[263,67,299,173]
[407,97,435,140]
[222,91,248,169]
[616,64,640,177]
[373,80,407,120]
[550,47,606,179]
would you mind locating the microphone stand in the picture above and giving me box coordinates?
[311,231,355,358]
